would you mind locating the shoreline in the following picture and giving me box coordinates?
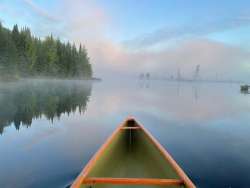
[0,77,102,82]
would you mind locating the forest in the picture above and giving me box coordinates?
[0,23,92,80]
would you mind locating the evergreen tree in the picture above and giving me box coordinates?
[0,24,18,79]
[0,22,92,79]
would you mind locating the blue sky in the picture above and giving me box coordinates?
[100,0,250,42]
[1,0,250,80]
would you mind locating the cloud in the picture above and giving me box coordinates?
[6,1,250,81]
[18,0,111,42]
[236,16,250,22]
[89,38,250,80]
[124,17,250,49]
[58,0,111,42]
[22,0,59,22]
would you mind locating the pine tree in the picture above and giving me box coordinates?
[0,22,92,79]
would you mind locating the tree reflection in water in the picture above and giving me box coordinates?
[0,79,92,134]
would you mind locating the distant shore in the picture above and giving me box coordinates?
[0,76,102,82]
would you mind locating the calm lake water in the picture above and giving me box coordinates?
[0,79,250,188]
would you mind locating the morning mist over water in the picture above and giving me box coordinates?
[1,0,250,188]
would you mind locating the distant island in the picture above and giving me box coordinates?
[0,23,93,80]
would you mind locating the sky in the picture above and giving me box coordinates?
[1,0,250,81]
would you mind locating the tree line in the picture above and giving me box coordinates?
[0,23,92,80]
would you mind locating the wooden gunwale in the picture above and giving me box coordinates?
[71,117,196,188]
[82,177,184,186]
[71,120,124,188]
[136,119,196,188]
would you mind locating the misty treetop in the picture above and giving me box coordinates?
[0,23,92,79]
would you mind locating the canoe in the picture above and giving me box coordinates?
[71,118,196,188]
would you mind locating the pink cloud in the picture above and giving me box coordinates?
[85,38,250,80]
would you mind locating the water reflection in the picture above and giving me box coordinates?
[0,79,92,134]
[1,80,250,188]
[241,90,250,94]
[137,80,150,89]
